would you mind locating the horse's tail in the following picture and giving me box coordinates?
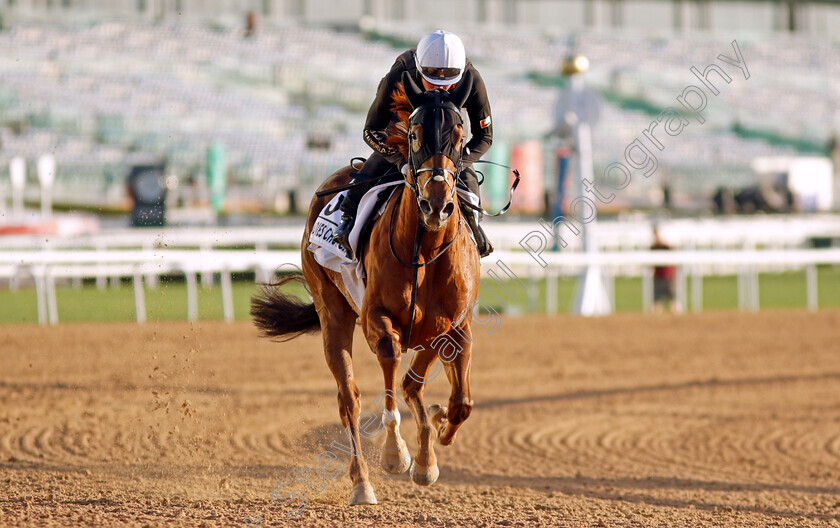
[250,271,320,341]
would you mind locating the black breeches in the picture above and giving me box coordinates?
[339,152,481,216]
[457,166,480,197]
[339,153,395,214]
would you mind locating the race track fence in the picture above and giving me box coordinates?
[2,215,838,254]
[2,248,840,325]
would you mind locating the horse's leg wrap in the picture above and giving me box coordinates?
[367,324,411,475]
[381,407,411,474]
[401,348,441,486]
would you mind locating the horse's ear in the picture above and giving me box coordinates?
[448,69,473,108]
[402,71,424,108]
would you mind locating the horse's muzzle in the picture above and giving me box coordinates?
[419,196,455,230]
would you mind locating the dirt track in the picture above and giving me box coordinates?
[1,311,839,527]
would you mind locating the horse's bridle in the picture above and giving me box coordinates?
[403,89,465,212]
[390,86,468,269]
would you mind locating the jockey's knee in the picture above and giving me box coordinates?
[360,152,393,178]
[458,166,481,198]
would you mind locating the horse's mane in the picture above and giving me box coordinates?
[384,82,412,161]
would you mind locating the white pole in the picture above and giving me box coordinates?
[574,123,612,315]
[527,266,538,313]
[642,267,653,313]
[10,157,25,220]
[134,273,147,324]
[546,270,557,314]
[0,175,6,219]
[37,155,55,221]
[604,267,615,311]
[691,270,703,313]
[35,272,48,325]
[675,266,687,313]
[221,269,234,322]
[46,273,59,325]
[806,264,818,312]
[143,241,158,289]
[566,59,611,316]
[96,242,107,290]
[186,271,198,321]
[200,245,213,288]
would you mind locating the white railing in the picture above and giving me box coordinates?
[493,249,840,314]
[2,247,839,325]
[0,249,300,325]
[0,226,304,250]
[1,215,838,254]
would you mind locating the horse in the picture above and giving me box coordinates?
[251,71,481,506]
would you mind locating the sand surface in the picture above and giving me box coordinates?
[1,311,839,527]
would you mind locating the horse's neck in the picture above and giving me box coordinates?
[394,186,458,263]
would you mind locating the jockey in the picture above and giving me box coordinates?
[332,30,494,259]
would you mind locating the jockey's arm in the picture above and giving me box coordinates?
[363,62,406,166]
[462,66,493,165]
[362,129,402,166]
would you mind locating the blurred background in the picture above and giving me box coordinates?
[1,0,839,323]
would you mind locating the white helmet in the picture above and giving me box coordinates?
[415,30,466,86]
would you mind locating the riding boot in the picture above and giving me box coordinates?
[461,204,493,258]
[332,213,356,260]
[332,154,392,261]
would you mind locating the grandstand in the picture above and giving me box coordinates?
[0,1,835,219]
[3,0,840,35]
[0,21,395,213]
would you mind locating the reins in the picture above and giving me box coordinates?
[387,190,462,269]
[387,188,463,347]
[315,158,399,198]
[387,90,468,348]
[460,159,521,217]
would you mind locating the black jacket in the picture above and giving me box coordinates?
[363,49,493,166]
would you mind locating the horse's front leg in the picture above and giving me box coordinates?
[434,336,474,446]
[363,311,411,475]
[401,346,442,485]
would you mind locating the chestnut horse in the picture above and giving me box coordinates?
[251,72,480,505]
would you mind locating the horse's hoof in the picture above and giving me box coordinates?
[409,459,439,486]
[429,404,447,424]
[348,482,377,505]
[429,404,449,444]
[381,436,411,474]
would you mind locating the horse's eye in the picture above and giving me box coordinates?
[410,125,423,153]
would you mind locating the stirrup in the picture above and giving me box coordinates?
[332,215,356,260]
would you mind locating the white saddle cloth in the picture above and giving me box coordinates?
[307,180,401,313]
